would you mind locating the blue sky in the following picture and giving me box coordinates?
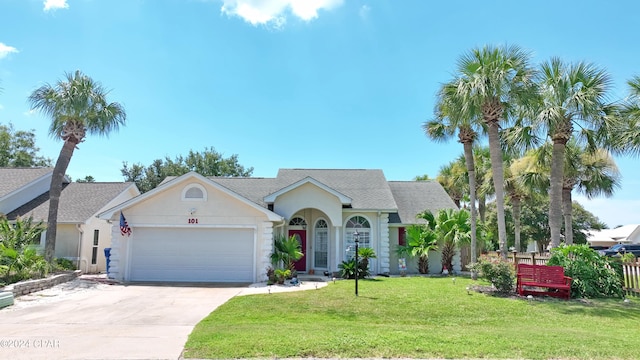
[0,0,638,228]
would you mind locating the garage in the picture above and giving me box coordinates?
[129,227,255,282]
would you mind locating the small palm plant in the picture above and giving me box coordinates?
[397,225,438,274]
[270,235,303,274]
[357,247,377,271]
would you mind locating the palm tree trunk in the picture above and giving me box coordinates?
[44,140,76,263]
[512,196,521,251]
[549,141,566,248]
[487,122,508,259]
[462,141,478,278]
[478,196,486,224]
[562,186,574,245]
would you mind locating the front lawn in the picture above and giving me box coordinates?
[184,277,640,359]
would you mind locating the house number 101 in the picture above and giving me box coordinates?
[188,218,198,224]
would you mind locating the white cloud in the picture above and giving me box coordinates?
[0,43,18,59]
[221,0,343,27]
[359,5,370,19]
[43,0,69,11]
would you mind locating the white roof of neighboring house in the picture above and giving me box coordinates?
[587,224,640,244]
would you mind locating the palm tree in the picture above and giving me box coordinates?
[451,45,536,258]
[534,58,613,248]
[432,209,471,273]
[436,160,466,208]
[532,140,620,245]
[424,80,483,271]
[270,235,304,272]
[614,76,640,156]
[28,71,126,262]
[397,223,439,274]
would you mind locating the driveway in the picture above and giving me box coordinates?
[0,280,247,360]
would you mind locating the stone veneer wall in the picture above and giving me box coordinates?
[2,270,81,297]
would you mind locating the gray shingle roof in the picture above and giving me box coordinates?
[275,169,397,210]
[7,182,135,223]
[0,167,52,198]
[388,180,458,224]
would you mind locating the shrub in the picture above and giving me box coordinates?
[55,258,76,271]
[338,258,370,279]
[467,256,515,293]
[548,244,623,298]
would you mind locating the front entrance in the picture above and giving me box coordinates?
[289,229,306,272]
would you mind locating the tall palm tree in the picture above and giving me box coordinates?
[424,81,483,268]
[28,71,126,262]
[532,140,620,245]
[534,58,614,248]
[614,76,640,156]
[452,45,536,258]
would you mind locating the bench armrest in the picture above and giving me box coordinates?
[564,276,572,285]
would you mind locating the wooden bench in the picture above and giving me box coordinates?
[516,263,572,300]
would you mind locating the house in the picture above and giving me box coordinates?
[0,168,140,273]
[98,169,458,283]
[587,224,640,248]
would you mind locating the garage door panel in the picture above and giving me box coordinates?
[129,228,254,282]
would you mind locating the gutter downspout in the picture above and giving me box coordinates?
[76,224,84,273]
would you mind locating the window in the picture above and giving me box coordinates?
[345,216,371,259]
[91,230,99,265]
[181,183,207,201]
[314,219,328,268]
[289,217,307,227]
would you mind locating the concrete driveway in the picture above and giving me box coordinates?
[0,280,246,360]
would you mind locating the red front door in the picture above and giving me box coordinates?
[289,229,306,272]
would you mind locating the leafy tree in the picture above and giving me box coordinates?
[449,45,536,258]
[548,244,623,298]
[76,175,95,183]
[28,71,126,263]
[485,195,606,252]
[413,174,431,181]
[121,147,253,192]
[0,123,52,167]
[0,216,48,284]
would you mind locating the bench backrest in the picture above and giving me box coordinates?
[517,264,566,284]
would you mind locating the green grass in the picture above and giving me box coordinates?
[184,277,640,359]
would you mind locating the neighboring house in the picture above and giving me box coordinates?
[587,224,640,248]
[98,169,458,283]
[0,168,140,273]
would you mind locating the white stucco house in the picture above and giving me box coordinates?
[98,169,458,283]
[587,224,640,247]
[1,168,140,273]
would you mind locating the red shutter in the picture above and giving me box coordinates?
[398,227,406,246]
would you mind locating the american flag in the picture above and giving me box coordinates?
[120,211,132,237]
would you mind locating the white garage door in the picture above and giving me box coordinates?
[129,227,254,282]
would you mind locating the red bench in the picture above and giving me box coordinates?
[516,263,572,300]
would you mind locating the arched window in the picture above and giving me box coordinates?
[314,219,328,268]
[289,217,307,228]
[345,215,371,259]
[182,183,207,201]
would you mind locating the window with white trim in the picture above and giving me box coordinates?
[345,216,371,259]
[314,219,328,268]
[289,217,307,227]
[91,230,99,265]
